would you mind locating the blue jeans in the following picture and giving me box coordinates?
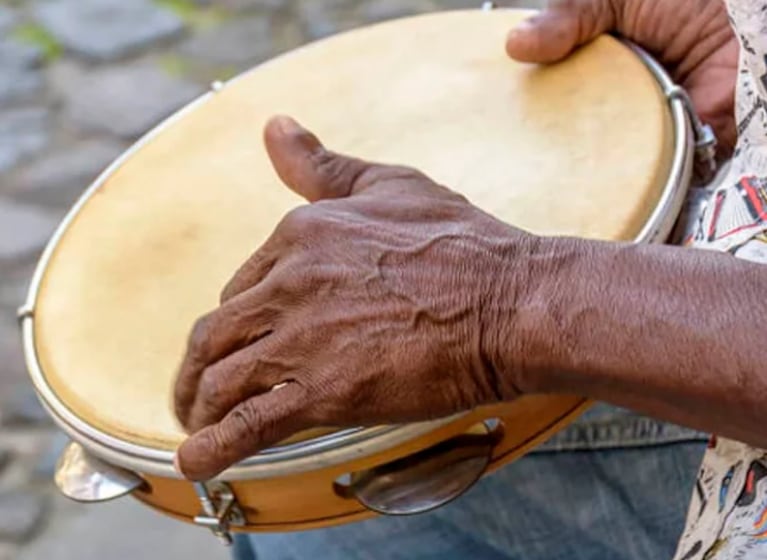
[233,405,708,560]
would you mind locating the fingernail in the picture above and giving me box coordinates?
[272,115,303,135]
[509,17,537,37]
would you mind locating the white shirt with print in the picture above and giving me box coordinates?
[672,1,767,559]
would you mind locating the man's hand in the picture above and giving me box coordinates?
[174,117,767,481]
[506,0,739,158]
[174,117,537,481]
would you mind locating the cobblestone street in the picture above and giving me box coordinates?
[0,0,540,557]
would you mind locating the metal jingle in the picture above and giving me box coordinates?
[346,421,497,516]
[55,440,145,502]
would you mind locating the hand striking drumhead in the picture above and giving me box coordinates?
[33,9,672,449]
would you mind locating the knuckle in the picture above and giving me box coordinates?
[437,188,469,206]
[274,268,308,297]
[188,315,213,360]
[219,280,239,303]
[220,263,258,302]
[279,205,324,237]
[207,425,229,459]
[311,198,343,214]
[449,192,471,209]
[228,402,262,443]
[198,368,225,410]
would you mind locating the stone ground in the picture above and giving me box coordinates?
[0,0,541,558]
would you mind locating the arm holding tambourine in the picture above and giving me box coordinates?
[173,0,760,482]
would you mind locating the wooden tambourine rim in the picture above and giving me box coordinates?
[18,18,694,484]
[126,395,593,532]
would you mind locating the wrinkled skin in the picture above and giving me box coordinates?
[174,117,532,479]
[174,0,741,480]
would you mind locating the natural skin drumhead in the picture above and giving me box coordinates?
[34,10,672,450]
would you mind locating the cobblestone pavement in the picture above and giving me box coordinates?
[0,0,541,558]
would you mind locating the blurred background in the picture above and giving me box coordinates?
[0,0,541,558]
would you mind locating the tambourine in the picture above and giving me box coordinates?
[18,6,714,544]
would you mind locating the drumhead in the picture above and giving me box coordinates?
[30,9,673,450]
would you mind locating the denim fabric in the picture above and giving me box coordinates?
[532,404,709,452]
[233,406,708,560]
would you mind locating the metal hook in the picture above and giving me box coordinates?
[667,85,717,180]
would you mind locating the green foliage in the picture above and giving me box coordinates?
[12,23,62,63]
[155,0,228,29]
[157,53,190,77]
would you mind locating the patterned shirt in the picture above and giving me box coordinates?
[672,1,767,559]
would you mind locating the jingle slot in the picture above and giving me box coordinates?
[335,419,502,516]
[55,440,145,503]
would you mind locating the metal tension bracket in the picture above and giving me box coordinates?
[193,482,246,546]
[667,85,718,180]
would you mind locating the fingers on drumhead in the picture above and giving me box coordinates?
[173,293,278,428]
[175,383,307,481]
[505,1,616,64]
[185,339,291,433]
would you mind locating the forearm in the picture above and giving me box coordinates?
[506,237,767,447]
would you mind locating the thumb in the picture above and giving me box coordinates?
[264,115,372,202]
[506,1,617,64]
